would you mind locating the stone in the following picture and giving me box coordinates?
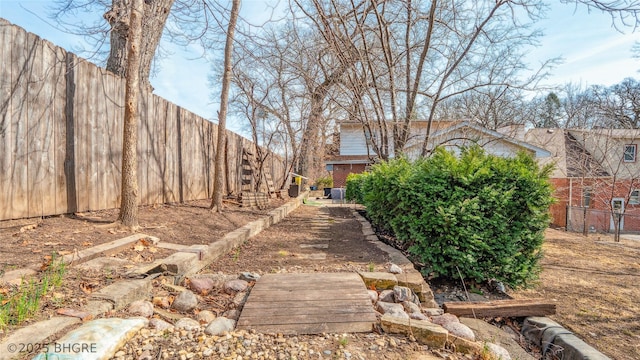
[358,272,398,290]
[197,310,217,324]
[376,301,409,319]
[486,343,512,360]
[232,291,249,307]
[187,277,215,294]
[56,308,94,321]
[410,312,429,321]
[175,318,201,331]
[84,300,114,316]
[128,300,154,318]
[171,290,199,312]
[431,313,459,326]
[223,309,241,321]
[152,296,172,309]
[90,279,152,310]
[422,308,444,317]
[367,290,378,303]
[389,264,403,274]
[224,279,249,294]
[0,317,80,360]
[0,268,38,286]
[239,272,261,282]
[149,318,174,331]
[402,301,421,314]
[393,286,414,303]
[443,322,475,341]
[460,318,534,360]
[204,317,236,335]
[380,314,448,348]
[32,317,148,360]
[378,289,395,303]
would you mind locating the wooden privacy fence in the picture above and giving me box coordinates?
[0,18,287,221]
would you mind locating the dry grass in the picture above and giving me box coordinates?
[511,229,640,360]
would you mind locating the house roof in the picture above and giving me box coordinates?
[525,128,626,178]
[414,121,552,158]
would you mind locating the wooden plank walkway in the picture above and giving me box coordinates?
[236,272,376,334]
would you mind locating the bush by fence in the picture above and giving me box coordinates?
[347,147,555,288]
[0,19,287,221]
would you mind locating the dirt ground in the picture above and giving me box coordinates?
[3,198,640,359]
[510,228,640,360]
[0,198,286,273]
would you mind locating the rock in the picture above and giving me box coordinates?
[393,286,414,303]
[367,290,378,303]
[358,272,398,290]
[204,317,236,335]
[402,301,421,314]
[239,272,261,282]
[128,300,154,318]
[224,279,249,294]
[232,291,248,307]
[389,264,403,274]
[171,290,198,312]
[378,290,395,303]
[223,309,240,321]
[460,318,535,360]
[196,310,216,324]
[486,342,512,360]
[410,312,429,321]
[175,318,201,331]
[431,313,459,326]
[152,296,171,309]
[138,349,153,360]
[149,318,174,331]
[376,301,409,319]
[187,277,215,294]
[443,322,475,341]
[380,314,448,348]
[422,308,444,317]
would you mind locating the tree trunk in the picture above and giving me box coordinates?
[210,0,241,212]
[104,0,174,89]
[117,0,144,229]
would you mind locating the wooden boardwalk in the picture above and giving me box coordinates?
[236,272,376,334]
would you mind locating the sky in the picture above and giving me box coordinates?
[1,1,639,135]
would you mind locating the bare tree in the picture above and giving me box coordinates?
[210,0,240,212]
[117,0,144,229]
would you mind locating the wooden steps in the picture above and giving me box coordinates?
[237,272,376,334]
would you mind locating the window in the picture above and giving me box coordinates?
[631,190,640,205]
[624,144,637,162]
[583,187,592,208]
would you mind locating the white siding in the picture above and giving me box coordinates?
[340,127,369,156]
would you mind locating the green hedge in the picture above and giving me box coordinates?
[347,146,554,288]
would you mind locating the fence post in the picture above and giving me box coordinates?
[565,205,569,232]
[582,207,588,237]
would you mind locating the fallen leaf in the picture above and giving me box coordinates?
[52,292,64,300]
[1,299,9,306]
[0,287,9,296]
[82,241,93,246]
[148,247,158,253]
[43,242,61,246]
[57,308,93,321]
[108,229,117,234]
[132,254,143,263]
[31,249,42,254]
[139,238,152,247]
[21,240,31,245]
[79,282,97,294]
[133,244,145,252]
[57,250,72,256]
[19,224,38,232]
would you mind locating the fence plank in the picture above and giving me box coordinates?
[0,21,14,219]
[53,46,68,214]
[9,24,30,219]
[0,21,287,221]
